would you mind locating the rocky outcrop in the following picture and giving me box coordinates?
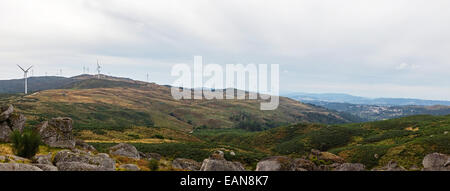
[53,149,115,171]
[0,105,14,121]
[256,156,295,171]
[37,117,76,149]
[1,154,30,163]
[422,153,449,171]
[200,159,245,171]
[146,153,162,161]
[0,105,25,142]
[334,163,366,171]
[57,162,106,171]
[0,163,43,171]
[200,151,245,171]
[32,164,58,171]
[109,143,140,159]
[32,153,53,165]
[75,139,97,152]
[373,160,406,171]
[119,164,140,171]
[293,158,318,171]
[172,158,201,171]
[255,153,367,171]
[0,122,11,142]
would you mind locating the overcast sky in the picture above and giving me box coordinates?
[1,0,450,100]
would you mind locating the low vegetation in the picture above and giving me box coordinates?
[193,115,450,169]
[10,129,42,159]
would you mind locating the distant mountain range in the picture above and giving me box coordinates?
[284,92,450,121]
[284,92,450,106]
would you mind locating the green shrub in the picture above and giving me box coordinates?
[273,139,308,156]
[91,142,212,162]
[152,134,164,139]
[309,126,357,151]
[127,134,140,139]
[10,129,42,158]
[345,145,391,169]
[148,159,159,171]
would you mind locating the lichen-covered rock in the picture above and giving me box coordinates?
[54,150,115,171]
[0,163,43,171]
[256,156,295,171]
[0,122,12,142]
[373,160,406,171]
[0,105,14,121]
[119,164,140,171]
[56,162,106,171]
[37,118,76,149]
[4,154,30,163]
[146,153,162,161]
[334,163,366,171]
[75,139,97,152]
[109,143,140,159]
[8,113,26,132]
[0,105,26,143]
[200,158,245,171]
[200,152,245,171]
[210,150,225,160]
[293,158,318,171]
[422,153,449,171]
[172,158,201,171]
[32,153,53,165]
[33,164,58,171]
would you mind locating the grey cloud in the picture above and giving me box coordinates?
[0,0,450,99]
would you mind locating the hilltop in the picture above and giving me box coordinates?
[0,74,143,94]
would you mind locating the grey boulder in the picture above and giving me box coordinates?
[256,156,295,171]
[37,117,76,149]
[334,163,366,171]
[200,158,245,171]
[54,150,115,171]
[33,164,58,171]
[0,105,14,121]
[0,122,12,142]
[32,153,53,165]
[422,153,449,171]
[0,163,43,171]
[172,158,201,171]
[0,105,25,142]
[56,162,106,171]
[109,143,140,159]
[119,164,140,171]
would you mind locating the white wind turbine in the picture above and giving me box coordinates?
[96,60,102,79]
[17,65,33,94]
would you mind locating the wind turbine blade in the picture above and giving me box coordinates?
[17,64,26,72]
[25,65,33,72]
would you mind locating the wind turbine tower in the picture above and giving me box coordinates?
[96,60,102,79]
[17,65,33,94]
